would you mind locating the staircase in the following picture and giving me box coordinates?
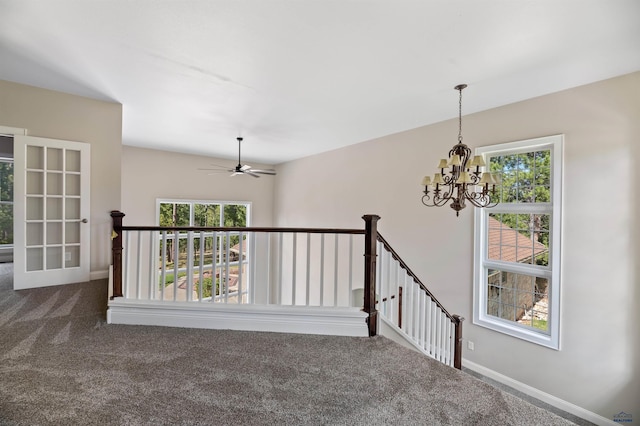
[108,211,463,369]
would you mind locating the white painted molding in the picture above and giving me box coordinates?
[462,359,616,426]
[107,300,369,337]
[90,270,109,280]
[0,125,27,135]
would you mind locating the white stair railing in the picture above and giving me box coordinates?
[376,234,463,369]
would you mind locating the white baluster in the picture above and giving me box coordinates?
[306,233,311,306]
[320,234,325,306]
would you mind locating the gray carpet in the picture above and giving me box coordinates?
[0,263,577,425]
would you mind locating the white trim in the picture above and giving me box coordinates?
[473,135,563,349]
[0,125,27,136]
[462,359,616,426]
[107,299,369,337]
[90,269,109,280]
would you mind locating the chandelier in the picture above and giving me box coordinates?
[421,84,499,216]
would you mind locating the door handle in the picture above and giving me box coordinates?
[81,218,88,223]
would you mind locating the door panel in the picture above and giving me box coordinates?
[13,135,90,289]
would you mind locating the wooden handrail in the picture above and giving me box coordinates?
[120,225,365,234]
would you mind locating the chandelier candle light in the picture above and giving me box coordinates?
[421,84,500,216]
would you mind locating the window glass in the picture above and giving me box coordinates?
[490,150,551,204]
[159,202,191,228]
[223,204,247,227]
[486,269,549,333]
[0,160,13,245]
[194,203,220,227]
[156,200,250,301]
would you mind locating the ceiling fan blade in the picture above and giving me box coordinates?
[251,169,277,175]
[230,171,242,177]
[246,171,261,178]
[240,164,252,171]
[200,167,234,172]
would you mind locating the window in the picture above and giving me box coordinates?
[156,200,251,301]
[0,158,13,247]
[473,135,562,349]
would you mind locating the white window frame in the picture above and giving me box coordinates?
[473,135,563,349]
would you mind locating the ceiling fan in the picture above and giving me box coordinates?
[200,137,276,178]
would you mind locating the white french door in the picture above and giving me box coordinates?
[13,135,91,289]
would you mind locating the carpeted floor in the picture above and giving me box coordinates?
[0,263,578,425]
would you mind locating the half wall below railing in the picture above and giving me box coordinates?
[109,211,463,369]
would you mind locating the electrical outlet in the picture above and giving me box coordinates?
[467,341,475,351]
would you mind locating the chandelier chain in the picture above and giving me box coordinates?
[458,87,463,143]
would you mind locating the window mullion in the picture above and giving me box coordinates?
[490,204,552,214]
[483,259,552,279]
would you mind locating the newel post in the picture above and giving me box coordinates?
[453,314,465,370]
[110,210,125,299]
[363,214,380,337]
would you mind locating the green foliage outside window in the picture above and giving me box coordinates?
[157,201,249,291]
[490,150,551,264]
[0,161,13,245]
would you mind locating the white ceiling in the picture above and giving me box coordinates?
[1,1,639,165]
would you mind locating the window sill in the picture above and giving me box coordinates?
[473,313,559,350]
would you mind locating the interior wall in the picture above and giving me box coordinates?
[121,145,275,227]
[273,71,640,419]
[0,79,122,275]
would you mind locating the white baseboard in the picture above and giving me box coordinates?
[90,270,109,280]
[107,300,369,337]
[463,359,616,426]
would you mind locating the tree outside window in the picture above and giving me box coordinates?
[156,200,250,299]
[0,160,13,246]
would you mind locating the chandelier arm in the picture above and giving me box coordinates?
[469,173,481,185]
[438,190,455,201]
[443,174,456,185]
[464,191,498,208]
[433,194,454,207]
[422,194,454,207]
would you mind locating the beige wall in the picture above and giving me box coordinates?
[0,79,122,274]
[121,146,275,227]
[273,72,640,419]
